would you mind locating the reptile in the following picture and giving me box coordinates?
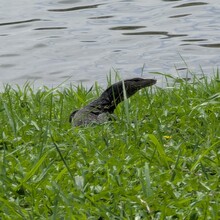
[69,77,156,126]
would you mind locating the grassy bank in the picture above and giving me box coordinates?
[0,73,220,219]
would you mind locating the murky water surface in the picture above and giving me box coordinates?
[0,0,220,88]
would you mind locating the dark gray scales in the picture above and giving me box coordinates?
[69,78,156,126]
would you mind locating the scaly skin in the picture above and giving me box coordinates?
[69,78,156,126]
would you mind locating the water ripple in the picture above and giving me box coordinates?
[0,19,41,26]
[89,15,114,20]
[109,26,146,31]
[199,43,220,48]
[122,31,187,38]
[48,3,103,12]
[34,27,67,30]
[169,14,191,18]
[173,2,208,8]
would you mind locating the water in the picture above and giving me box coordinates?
[0,0,220,88]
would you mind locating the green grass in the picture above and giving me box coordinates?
[0,72,220,219]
